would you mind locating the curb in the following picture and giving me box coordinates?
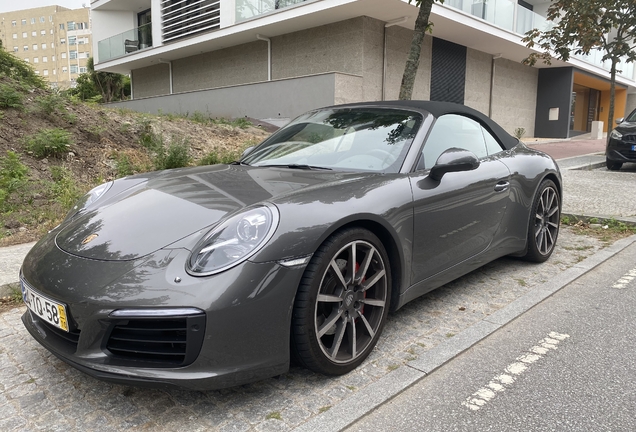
[293,234,636,431]
[566,161,606,171]
[562,213,636,226]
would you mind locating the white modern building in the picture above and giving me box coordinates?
[91,0,636,138]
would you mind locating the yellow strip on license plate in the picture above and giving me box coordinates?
[21,280,69,332]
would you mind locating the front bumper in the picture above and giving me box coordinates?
[607,137,636,162]
[20,236,307,390]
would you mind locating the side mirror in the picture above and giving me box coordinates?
[615,118,624,125]
[241,146,255,158]
[429,148,480,181]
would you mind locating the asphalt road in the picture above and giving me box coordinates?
[346,241,636,432]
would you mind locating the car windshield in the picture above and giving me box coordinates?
[625,109,636,123]
[242,108,422,173]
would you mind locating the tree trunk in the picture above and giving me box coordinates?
[607,59,616,139]
[398,0,434,100]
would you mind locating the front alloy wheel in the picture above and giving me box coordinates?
[291,228,391,375]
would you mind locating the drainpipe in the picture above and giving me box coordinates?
[383,17,408,101]
[130,72,134,100]
[256,34,272,81]
[489,53,502,118]
[158,59,173,94]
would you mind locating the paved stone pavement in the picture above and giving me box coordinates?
[527,138,605,160]
[0,228,610,431]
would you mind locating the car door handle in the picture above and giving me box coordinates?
[494,181,509,192]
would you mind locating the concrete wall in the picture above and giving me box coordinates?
[464,48,492,116]
[110,72,358,121]
[490,58,538,137]
[383,25,432,101]
[173,41,268,92]
[131,63,171,98]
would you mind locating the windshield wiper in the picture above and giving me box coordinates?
[260,164,332,170]
[230,161,250,166]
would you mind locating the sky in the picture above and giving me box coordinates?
[0,0,87,14]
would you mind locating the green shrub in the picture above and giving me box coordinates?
[115,154,135,177]
[50,166,81,210]
[0,151,28,210]
[155,138,192,170]
[0,84,24,109]
[232,117,252,129]
[198,149,241,166]
[25,128,72,158]
[35,93,65,115]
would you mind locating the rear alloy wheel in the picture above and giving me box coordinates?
[291,228,391,375]
[606,158,623,171]
[523,179,560,262]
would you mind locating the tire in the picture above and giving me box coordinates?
[523,179,560,263]
[606,158,623,171]
[291,228,391,375]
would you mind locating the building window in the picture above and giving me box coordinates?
[13,47,18,52]
[62,66,67,72]
[34,57,39,63]
[41,43,46,49]
[49,16,53,22]
[32,44,37,51]
[67,21,75,31]
[22,32,27,38]
[31,18,35,24]
[40,30,46,36]
[69,51,78,59]
[60,38,66,44]
[12,33,17,39]
[34,70,39,75]
[50,29,54,35]
[11,20,16,26]
[79,67,87,73]
[59,23,64,30]
[43,56,48,62]
[21,19,26,25]
[76,22,88,30]
[23,45,28,51]
[40,17,45,23]
[61,52,66,59]
[24,58,29,63]
[52,55,55,61]
[31,31,36,37]
[53,69,56,75]
[70,65,78,74]
[69,36,76,45]
[43,69,49,76]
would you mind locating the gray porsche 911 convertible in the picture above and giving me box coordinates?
[20,101,561,390]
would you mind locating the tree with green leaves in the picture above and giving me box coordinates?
[399,0,443,100]
[522,0,636,132]
[86,57,126,103]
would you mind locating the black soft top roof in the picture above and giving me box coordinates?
[334,100,520,151]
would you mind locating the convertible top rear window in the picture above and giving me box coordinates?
[243,108,423,173]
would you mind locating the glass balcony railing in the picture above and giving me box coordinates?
[236,0,307,22]
[97,23,153,63]
[445,0,634,81]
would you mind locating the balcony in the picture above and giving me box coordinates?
[236,0,308,22]
[444,0,635,81]
[97,23,153,63]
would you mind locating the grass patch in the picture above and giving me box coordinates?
[318,406,331,413]
[387,364,400,371]
[0,151,28,211]
[50,166,82,210]
[0,84,24,109]
[25,128,72,158]
[515,278,527,287]
[265,411,282,421]
[562,215,636,243]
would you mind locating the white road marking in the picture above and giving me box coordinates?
[612,267,636,289]
[461,332,570,411]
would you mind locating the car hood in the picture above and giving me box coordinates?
[55,164,359,261]
[616,122,636,134]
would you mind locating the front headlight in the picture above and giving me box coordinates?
[187,205,279,276]
[64,181,113,221]
[610,129,623,140]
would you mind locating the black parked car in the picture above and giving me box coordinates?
[607,109,636,170]
[20,101,562,390]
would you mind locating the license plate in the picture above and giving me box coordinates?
[21,279,69,332]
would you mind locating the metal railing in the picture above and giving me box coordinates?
[97,23,152,63]
[236,0,307,22]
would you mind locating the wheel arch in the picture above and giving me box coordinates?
[322,218,405,313]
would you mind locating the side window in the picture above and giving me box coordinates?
[482,127,505,156]
[420,114,488,170]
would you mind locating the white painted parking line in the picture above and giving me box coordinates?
[461,331,570,411]
[612,268,636,289]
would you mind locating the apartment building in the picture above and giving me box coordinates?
[91,0,636,138]
[0,6,93,89]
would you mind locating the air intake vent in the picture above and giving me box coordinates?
[106,314,205,367]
